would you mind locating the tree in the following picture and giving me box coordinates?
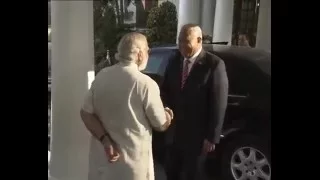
[94,1,117,65]
[94,0,134,72]
[49,0,135,73]
[146,1,177,46]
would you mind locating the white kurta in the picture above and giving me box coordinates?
[82,62,167,180]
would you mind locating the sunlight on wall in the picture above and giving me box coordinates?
[87,71,95,89]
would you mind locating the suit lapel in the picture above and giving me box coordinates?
[179,54,184,86]
[182,50,207,90]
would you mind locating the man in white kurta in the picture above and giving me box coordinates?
[81,33,172,180]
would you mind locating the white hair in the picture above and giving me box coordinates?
[115,32,148,63]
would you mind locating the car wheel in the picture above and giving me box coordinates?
[221,134,271,180]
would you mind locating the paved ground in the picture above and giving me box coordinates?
[154,161,220,180]
[154,162,167,180]
[48,152,220,180]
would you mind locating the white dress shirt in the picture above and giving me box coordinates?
[183,47,203,74]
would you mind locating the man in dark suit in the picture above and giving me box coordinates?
[161,24,229,180]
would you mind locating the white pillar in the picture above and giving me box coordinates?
[176,0,201,41]
[212,0,234,44]
[49,1,94,180]
[256,0,271,51]
[200,0,216,37]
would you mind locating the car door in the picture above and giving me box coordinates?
[221,54,270,133]
[219,55,252,132]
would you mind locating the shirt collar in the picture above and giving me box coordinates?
[119,61,139,69]
[184,47,203,64]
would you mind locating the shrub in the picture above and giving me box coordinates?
[146,1,178,46]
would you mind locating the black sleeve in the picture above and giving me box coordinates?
[160,56,174,108]
[207,59,229,144]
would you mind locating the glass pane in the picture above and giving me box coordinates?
[247,10,254,19]
[232,0,261,47]
[242,0,247,9]
[241,11,248,20]
[143,54,164,74]
[143,50,173,75]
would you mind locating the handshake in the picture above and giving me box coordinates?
[164,107,174,125]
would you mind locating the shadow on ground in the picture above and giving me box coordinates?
[154,161,221,180]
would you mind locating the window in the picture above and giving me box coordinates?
[143,55,164,74]
[232,0,260,47]
[142,49,174,76]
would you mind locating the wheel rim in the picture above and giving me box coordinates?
[230,146,271,180]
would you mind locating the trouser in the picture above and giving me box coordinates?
[165,146,207,180]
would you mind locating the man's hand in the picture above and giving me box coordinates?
[202,139,215,155]
[164,112,172,126]
[101,138,121,163]
[164,107,174,120]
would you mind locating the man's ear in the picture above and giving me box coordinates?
[137,52,142,65]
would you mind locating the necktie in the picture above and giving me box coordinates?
[181,59,190,89]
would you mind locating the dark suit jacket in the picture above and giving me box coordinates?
[161,49,229,154]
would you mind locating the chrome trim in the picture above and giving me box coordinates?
[228,94,247,98]
[220,128,240,138]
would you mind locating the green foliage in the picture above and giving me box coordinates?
[94,0,178,73]
[146,1,178,46]
[146,7,160,45]
[94,0,134,68]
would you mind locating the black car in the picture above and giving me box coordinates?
[143,44,271,180]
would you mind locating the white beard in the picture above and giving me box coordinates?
[138,61,147,71]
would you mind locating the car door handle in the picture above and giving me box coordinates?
[228,102,240,106]
[228,94,247,98]
[228,94,248,106]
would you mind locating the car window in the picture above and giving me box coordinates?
[144,54,163,74]
[224,57,270,96]
[143,50,174,76]
[254,57,271,75]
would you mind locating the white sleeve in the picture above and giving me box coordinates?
[142,80,167,129]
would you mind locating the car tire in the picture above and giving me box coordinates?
[220,134,271,180]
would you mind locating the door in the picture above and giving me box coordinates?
[221,56,251,132]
